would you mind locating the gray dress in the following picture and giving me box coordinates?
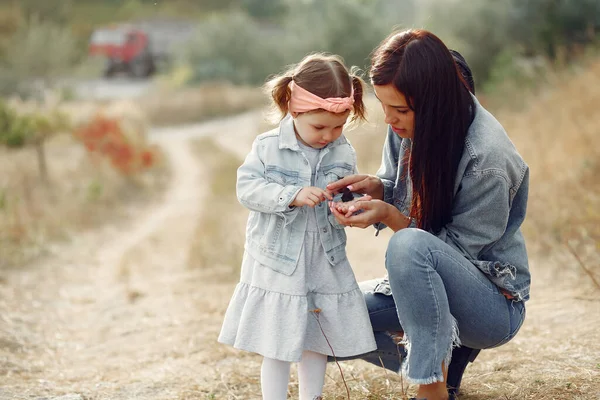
[218,141,377,362]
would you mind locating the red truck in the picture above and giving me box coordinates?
[88,20,196,79]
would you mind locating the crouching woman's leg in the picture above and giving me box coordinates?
[386,228,525,400]
[332,278,482,399]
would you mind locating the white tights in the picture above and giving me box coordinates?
[261,350,327,400]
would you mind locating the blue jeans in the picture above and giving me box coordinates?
[342,228,526,385]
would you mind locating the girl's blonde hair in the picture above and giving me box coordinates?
[265,53,367,124]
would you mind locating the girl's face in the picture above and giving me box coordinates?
[292,110,350,149]
[373,84,415,140]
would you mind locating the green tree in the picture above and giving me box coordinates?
[0,101,33,148]
[176,0,414,85]
[180,12,285,84]
[13,0,73,24]
[0,19,76,184]
[508,0,600,60]
[0,102,70,184]
[427,0,512,86]
[427,0,600,87]
[242,0,288,20]
[2,17,79,94]
[284,0,404,71]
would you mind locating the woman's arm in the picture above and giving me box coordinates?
[381,203,412,231]
[237,138,302,214]
[375,127,402,204]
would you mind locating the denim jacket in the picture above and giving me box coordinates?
[237,115,357,275]
[376,96,531,301]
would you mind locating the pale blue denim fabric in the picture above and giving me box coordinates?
[237,114,358,275]
[375,95,530,301]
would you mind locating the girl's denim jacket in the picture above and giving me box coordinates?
[376,96,531,301]
[237,115,357,275]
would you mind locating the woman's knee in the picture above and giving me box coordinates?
[385,228,433,272]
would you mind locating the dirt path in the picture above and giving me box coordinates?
[1,110,599,400]
[0,112,262,400]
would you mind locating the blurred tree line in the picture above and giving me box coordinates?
[0,0,598,94]
[180,0,413,84]
[430,0,600,90]
[165,0,600,89]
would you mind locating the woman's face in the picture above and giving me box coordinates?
[373,84,415,140]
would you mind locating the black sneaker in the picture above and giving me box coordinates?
[447,346,480,399]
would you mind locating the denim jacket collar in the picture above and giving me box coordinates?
[278,114,348,152]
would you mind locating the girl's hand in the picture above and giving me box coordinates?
[326,174,384,200]
[291,186,333,208]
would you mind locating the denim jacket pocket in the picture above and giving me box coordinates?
[246,210,305,276]
[265,165,300,186]
[322,163,354,185]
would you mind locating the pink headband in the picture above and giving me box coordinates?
[289,81,354,114]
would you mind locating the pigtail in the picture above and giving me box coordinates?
[349,69,367,123]
[264,74,293,123]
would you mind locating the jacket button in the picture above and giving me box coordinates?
[330,256,335,261]
[322,227,327,233]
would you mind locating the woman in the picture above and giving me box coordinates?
[328,29,530,400]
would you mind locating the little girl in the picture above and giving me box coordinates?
[218,54,377,399]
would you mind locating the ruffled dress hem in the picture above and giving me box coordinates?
[218,282,377,362]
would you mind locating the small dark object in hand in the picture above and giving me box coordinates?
[341,187,354,202]
[331,187,363,216]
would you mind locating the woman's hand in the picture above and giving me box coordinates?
[326,174,384,200]
[329,197,388,229]
[331,196,370,216]
[330,197,412,231]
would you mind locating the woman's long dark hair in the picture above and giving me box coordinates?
[370,29,475,234]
